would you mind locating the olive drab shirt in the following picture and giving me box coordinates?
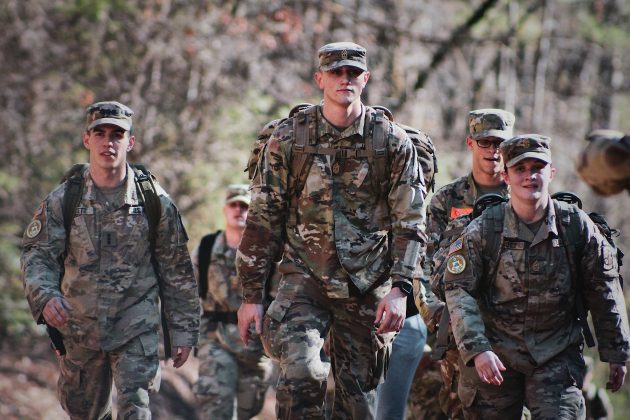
[21,164,200,351]
[237,105,427,303]
[444,199,630,374]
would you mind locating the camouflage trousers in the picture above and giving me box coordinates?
[457,345,586,420]
[262,272,395,420]
[406,354,448,420]
[58,330,160,420]
[193,339,271,420]
[439,346,465,419]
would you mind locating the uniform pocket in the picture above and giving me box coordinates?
[491,251,526,305]
[365,329,395,390]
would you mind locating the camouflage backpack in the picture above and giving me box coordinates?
[477,192,623,348]
[245,103,438,209]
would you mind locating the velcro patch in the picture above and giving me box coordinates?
[25,220,42,239]
[450,207,473,219]
[447,254,466,275]
[448,237,463,255]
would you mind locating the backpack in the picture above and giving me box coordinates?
[429,193,507,359]
[57,163,173,357]
[480,192,624,348]
[245,104,438,208]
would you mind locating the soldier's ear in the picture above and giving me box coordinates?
[127,135,135,152]
[82,131,91,150]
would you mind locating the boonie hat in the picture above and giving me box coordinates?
[86,101,133,131]
[225,184,250,205]
[468,108,515,141]
[318,42,368,72]
[500,134,552,168]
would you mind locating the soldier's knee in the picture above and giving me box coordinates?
[283,360,328,383]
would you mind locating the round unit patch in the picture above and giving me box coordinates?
[447,254,466,275]
[25,220,42,239]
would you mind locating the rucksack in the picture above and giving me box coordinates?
[245,104,438,209]
[480,192,624,348]
[57,163,173,357]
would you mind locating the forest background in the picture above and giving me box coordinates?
[1,0,629,418]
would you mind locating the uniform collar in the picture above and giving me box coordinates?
[504,196,558,244]
[84,164,140,206]
[318,104,366,142]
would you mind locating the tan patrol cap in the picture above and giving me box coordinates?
[468,108,515,141]
[318,42,368,72]
[500,134,552,168]
[85,101,133,131]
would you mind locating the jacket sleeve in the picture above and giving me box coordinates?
[20,188,66,323]
[237,124,290,303]
[387,124,427,284]
[444,218,493,365]
[580,214,630,363]
[153,196,200,347]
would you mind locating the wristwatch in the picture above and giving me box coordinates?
[392,281,413,297]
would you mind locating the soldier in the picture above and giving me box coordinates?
[21,101,200,419]
[419,108,514,419]
[576,129,629,196]
[236,41,426,419]
[192,184,272,419]
[444,134,630,419]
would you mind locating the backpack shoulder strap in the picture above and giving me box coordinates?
[482,203,506,285]
[62,163,88,237]
[364,107,389,198]
[197,230,221,299]
[288,105,318,224]
[130,164,162,252]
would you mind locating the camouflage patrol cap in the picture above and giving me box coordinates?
[468,108,515,140]
[85,101,133,131]
[500,134,552,167]
[318,42,367,72]
[225,184,250,205]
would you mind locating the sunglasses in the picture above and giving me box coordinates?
[475,138,503,149]
[227,201,249,210]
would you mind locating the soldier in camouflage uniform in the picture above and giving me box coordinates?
[414,108,514,419]
[444,134,630,419]
[21,101,200,420]
[192,185,272,419]
[236,42,426,419]
[577,129,629,196]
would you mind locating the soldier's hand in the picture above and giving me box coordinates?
[473,350,505,386]
[607,362,627,392]
[42,297,72,328]
[171,346,192,368]
[375,287,406,334]
[237,303,264,346]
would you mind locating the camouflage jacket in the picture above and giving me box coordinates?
[192,231,272,358]
[418,173,508,330]
[444,199,630,373]
[21,164,200,351]
[237,105,427,302]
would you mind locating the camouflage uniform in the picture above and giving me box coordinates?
[192,186,272,420]
[576,129,630,196]
[417,109,513,419]
[444,135,630,419]
[237,43,426,420]
[21,102,200,420]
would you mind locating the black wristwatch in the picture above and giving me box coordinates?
[392,281,413,297]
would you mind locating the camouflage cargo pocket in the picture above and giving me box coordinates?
[365,329,395,390]
[261,298,291,361]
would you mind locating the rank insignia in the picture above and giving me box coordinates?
[448,237,463,255]
[447,254,466,275]
[25,220,42,239]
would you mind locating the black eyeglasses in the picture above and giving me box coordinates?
[475,138,503,149]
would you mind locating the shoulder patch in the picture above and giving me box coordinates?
[448,237,463,255]
[25,219,42,239]
[446,254,466,275]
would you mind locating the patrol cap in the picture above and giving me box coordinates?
[468,108,515,141]
[85,101,133,131]
[500,134,552,167]
[225,184,250,205]
[318,42,368,72]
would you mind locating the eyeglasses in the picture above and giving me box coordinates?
[227,202,249,210]
[475,138,503,149]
